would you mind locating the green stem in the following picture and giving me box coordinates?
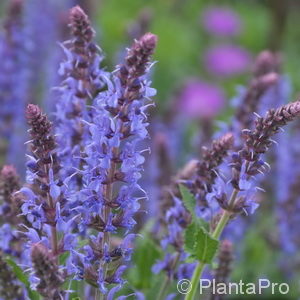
[184,261,205,300]
[212,189,239,240]
[184,189,239,300]
[157,276,170,300]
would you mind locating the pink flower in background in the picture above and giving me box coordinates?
[179,80,225,119]
[202,6,241,36]
[204,45,251,77]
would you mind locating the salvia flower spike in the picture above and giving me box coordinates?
[153,133,233,299]
[55,5,106,185]
[231,100,300,190]
[70,32,157,295]
[18,104,76,291]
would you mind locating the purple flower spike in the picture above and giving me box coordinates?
[231,101,300,190]
[55,5,106,185]
[72,31,157,294]
[154,134,233,287]
[16,104,77,295]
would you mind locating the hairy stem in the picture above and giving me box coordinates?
[212,189,239,240]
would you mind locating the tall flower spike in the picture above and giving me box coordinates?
[0,251,24,300]
[72,32,157,294]
[18,104,75,292]
[21,104,71,255]
[192,133,234,217]
[153,133,234,287]
[31,244,64,299]
[231,101,300,190]
[55,5,106,184]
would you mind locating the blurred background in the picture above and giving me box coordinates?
[1,0,300,112]
[1,0,300,299]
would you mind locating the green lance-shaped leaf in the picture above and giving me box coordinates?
[179,184,196,218]
[193,227,219,263]
[184,222,219,264]
[180,185,219,264]
[5,257,40,300]
[179,184,209,231]
[59,251,70,265]
[184,221,199,253]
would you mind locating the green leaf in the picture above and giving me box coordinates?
[179,184,196,217]
[5,257,30,286]
[5,257,40,300]
[27,290,41,300]
[179,184,209,231]
[184,221,198,253]
[193,228,219,263]
[184,222,219,264]
[59,251,70,265]
[62,279,84,299]
[128,235,162,290]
